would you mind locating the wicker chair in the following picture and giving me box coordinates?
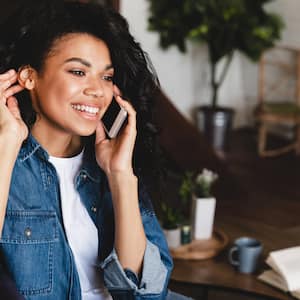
[255,46,300,157]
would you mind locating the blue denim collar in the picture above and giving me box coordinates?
[18,134,102,183]
[18,134,48,162]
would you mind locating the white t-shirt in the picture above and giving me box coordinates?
[49,151,112,300]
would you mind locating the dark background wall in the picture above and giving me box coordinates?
[0,0,119,24]
[0,1,19,24]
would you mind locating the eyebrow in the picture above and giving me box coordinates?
[64,57,113,70]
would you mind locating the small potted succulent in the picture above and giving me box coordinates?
[159,202,183,249]
[180,169,218,240]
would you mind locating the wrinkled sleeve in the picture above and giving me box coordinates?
[100,183,173,299]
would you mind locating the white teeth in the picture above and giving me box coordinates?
[72,104,99,114]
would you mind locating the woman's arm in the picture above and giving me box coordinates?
[100,183,173,299]
[107,172,146,275]
[0,69,26,236]
[95,91,146,275]
[0,135,22,236]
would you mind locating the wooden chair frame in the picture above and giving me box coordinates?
[256,46,300,157]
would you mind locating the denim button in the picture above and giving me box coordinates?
[24,227,32,238]
[91,206,97,213]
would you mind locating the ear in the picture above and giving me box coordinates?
[18,66,35,90]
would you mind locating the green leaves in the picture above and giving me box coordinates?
[147,0,284,58]
[179,171,194,204]
[146,0,284,106]
[147,0,192,52]
[160,202,183,229]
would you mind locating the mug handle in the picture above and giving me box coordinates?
[228,246,239,266]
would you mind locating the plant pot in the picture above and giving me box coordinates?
[196,106,234,153]
[191,196,216,240]
[163,227,181,249]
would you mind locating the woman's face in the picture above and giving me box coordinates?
[30,33,114,138]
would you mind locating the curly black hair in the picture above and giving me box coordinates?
[0,0,161,180]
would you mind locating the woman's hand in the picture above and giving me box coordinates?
[95,88,146,274]
[0,70,27,237]
[0,69,27,146]
[95,88,136,176]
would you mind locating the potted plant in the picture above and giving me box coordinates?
[180,169,218,239]
[159,202,184,249]
[147,0,284,153]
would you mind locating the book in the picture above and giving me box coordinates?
[258,246,300,299]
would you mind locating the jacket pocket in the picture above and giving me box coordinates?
[0,211,58,296]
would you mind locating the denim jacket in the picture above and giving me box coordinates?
[0,135,173,300]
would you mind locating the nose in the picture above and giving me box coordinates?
[83,79,104,98]
[84,88,102,98]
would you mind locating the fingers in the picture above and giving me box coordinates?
[113,85,122,97]
[0,69,16,81]
[95,121,107,144]
[3,84,24,98]
[0,70,17,92]
[114,95,136,131]
[114,97,137,154]
[112,85,136,143]
[7,96,22,119]
[0,69,24,104]
[0,77,15,92]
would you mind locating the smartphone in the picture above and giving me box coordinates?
[101,97,128,138]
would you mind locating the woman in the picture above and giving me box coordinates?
[0,1,177,299]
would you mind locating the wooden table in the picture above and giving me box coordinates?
[170,203,300,300]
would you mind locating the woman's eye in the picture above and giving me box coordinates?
[69,70,85,77]
[103,75,113,82]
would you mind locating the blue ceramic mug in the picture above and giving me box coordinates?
[228,237,263,274]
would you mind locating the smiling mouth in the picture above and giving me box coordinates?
[71,104,99,115]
